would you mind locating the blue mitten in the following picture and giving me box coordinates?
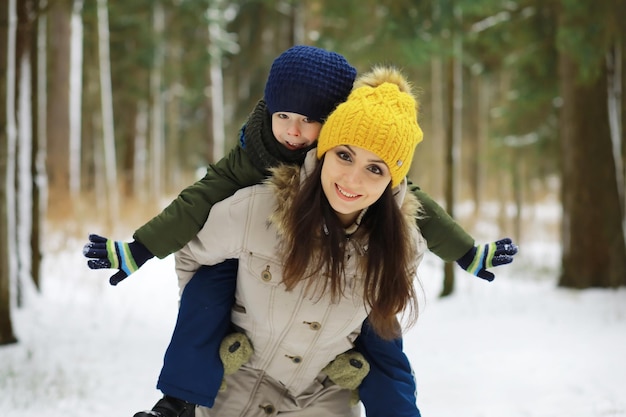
[83,234,154,286]
[456,237,518,281]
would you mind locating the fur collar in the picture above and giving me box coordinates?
[267,150,422,240]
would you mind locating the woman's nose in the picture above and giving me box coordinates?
[343,168,361,185]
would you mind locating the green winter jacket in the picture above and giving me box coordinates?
[134,100,474,262]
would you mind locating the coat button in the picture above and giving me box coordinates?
[259,404,275,414]
[303,321,321,330]
[285,354,303,364]
[261,265,272,282]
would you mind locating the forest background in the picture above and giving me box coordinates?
[1,0,626,346]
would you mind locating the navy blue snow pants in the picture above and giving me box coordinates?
[156,260,420,417]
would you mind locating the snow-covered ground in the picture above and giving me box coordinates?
[2,229,625,417]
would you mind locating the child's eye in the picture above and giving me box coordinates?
[302,117,313,123]
[277,113,289,119]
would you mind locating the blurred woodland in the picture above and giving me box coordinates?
[1,0,626,344]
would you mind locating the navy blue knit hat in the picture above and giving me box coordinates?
[264,45,357,123]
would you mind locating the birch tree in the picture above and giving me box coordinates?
[15,0,36,300]
[206,1,238,162]
[207,5,226,162]
[97,0,117,221]
[17,45,33,306]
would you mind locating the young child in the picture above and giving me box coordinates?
[175,65,426,417]
[84,46,517,417]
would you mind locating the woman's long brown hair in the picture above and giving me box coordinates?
[281,157,419,340]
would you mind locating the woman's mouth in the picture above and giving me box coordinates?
[336,184,360,200]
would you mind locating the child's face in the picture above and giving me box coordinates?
[320,145,391,227]
[271,112,322,151]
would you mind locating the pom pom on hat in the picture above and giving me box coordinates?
[317,66,424,187]
[264,45,357,123]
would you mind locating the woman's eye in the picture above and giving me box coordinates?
[337,151,351,161]
[368,165,383,175]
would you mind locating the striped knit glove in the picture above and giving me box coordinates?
[83,234,154,286]
[456,238,518,282]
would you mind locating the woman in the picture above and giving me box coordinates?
[175,66,425,416]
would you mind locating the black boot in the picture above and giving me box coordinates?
[133,395,195,417]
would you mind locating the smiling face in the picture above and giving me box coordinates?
[271,112,322,151]
[321,145,392,227]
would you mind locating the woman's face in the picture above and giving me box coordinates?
[321,145,392,227]
[272,112,322,151]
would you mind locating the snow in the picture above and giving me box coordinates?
[2,233,626,417]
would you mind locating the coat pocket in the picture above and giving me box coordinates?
[246,252,283,287]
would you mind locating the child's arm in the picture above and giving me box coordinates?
[407,179,474,261]
[83,145,265,285]
[407,179,518,280]
[356,319,421,417]
[134,146,262,258]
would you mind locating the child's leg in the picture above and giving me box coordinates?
[156,260,239,408]
[355,319,421,417]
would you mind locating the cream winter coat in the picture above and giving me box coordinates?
[175,150,425,405]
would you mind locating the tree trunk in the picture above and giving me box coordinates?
[622,38,626,215]
[165,85,179,191]
[558,53,626,288]
[0,0,19,346]
[120,97,138,197]
[69,0,84,198]
[511,148,524,244]
[208,12,225,163]
[16,0,36,305]
[617,39,626,211]
[16,49,32,309]
[97,0,117,222]
[430,57,444,196]
[46,0,72,215]
[474,75,490,217]
[149,1,164,201]
[229,3,270,125]
[441,45,463,297]
[80,44,99,198]
[30,0,46,290]
[133,100,148,202]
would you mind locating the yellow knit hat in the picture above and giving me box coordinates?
[316,67,423,187]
